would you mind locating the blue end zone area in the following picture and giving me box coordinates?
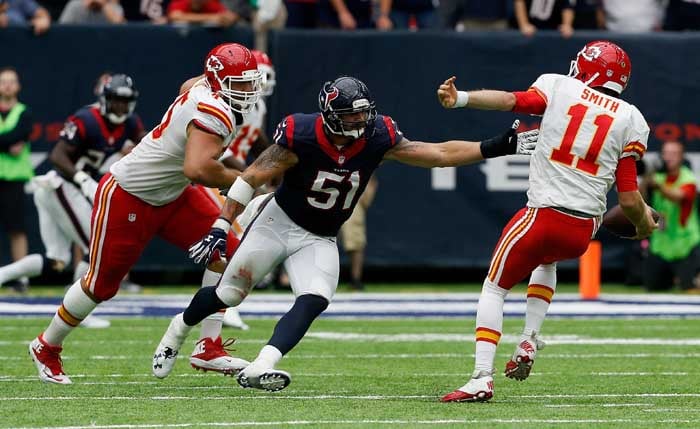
[3,293,700,318]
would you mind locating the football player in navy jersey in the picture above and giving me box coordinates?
[153,76,539,390]
[0,74,144,319]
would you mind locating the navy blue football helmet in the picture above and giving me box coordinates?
[99,74,139,125]
[319,76,376,139]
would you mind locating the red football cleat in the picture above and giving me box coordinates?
[190,336,249,375]
[440,370,494,403]
[29,334,71,385]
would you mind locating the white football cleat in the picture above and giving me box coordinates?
[505,332,546,381]
[222,308,249,330]
[237,361,291,392]
[79,315,111,329]
[440,370,494,403]
[152,313,192,379]
[29,335,72,385]
[190,336,249,375]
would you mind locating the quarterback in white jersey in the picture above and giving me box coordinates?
[437,40,657,403]
[29,43,263,385]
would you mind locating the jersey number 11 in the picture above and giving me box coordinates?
[550,103,614,176]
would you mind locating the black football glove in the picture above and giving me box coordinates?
[480,120,539,159]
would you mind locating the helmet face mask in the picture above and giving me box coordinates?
[259,64,275,97]
[215,70,263,114]
[251,50,276,97]
[99,74,138,124]
[205,43,263,114]
[319,77,376,139]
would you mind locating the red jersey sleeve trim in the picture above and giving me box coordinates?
[529,86,548,104]
[75,118,86,140]
[622,141,646,159]
[382,116,397,146]
[192,119,224,138]
[197,102,233,133]
[512,89,547,115]
[615,156,638,192]
[285,116,295,150]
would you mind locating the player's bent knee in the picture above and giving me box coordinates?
[90,281,121,302]
[535,263,557,272]
[296,294,329,317]
[216,284,246,307]
[484,279,510,297]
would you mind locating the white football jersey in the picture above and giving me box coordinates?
[527,74,649,216]
[221,98,267,165]
[111,81,237,206]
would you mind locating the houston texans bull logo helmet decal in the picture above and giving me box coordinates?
[321,85,340,111]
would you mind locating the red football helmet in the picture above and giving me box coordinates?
[204,43,262,114]
[251,50,276,97]
[568,40,631,95]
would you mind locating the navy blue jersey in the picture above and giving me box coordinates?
[58,105,144,181]
[273,113,403,236]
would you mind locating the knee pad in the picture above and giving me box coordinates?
[216,284,247,307]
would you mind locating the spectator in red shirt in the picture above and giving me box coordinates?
[167,0,238,26]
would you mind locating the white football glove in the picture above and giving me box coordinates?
[73,171,98,204]
[480,119,540,158]
[515,126,539,156]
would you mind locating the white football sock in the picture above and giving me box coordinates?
[0,253,43,284]
[199,267,224,341]
[254,345,282,369]
[474,279,509,373]
[43,279,98,345]
[522,263,556,342]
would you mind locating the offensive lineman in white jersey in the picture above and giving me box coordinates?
[29,43,263,384]
[437,40,658,402]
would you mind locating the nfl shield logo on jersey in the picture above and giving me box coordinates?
[128,213,136,222]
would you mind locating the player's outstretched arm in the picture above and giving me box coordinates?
[383,138,482,168]
[438,76,516,111]
[384,120,538,168]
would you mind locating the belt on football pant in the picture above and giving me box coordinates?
[551,206,597,219]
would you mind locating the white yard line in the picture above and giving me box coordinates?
[4,334,700,347]
[0,370,695,383]
[545,403,654,408]
[3,393,700,401]
[8,418,700,429]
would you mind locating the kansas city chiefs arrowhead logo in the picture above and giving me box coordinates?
[581,46,603,61]
[206,56,224,73]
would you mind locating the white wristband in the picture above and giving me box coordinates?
[73,171,90,185]
[212,217,231,232]
[453,91,469,108]
[226,178,255,205]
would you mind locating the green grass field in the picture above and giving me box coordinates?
[3,314,700,428]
